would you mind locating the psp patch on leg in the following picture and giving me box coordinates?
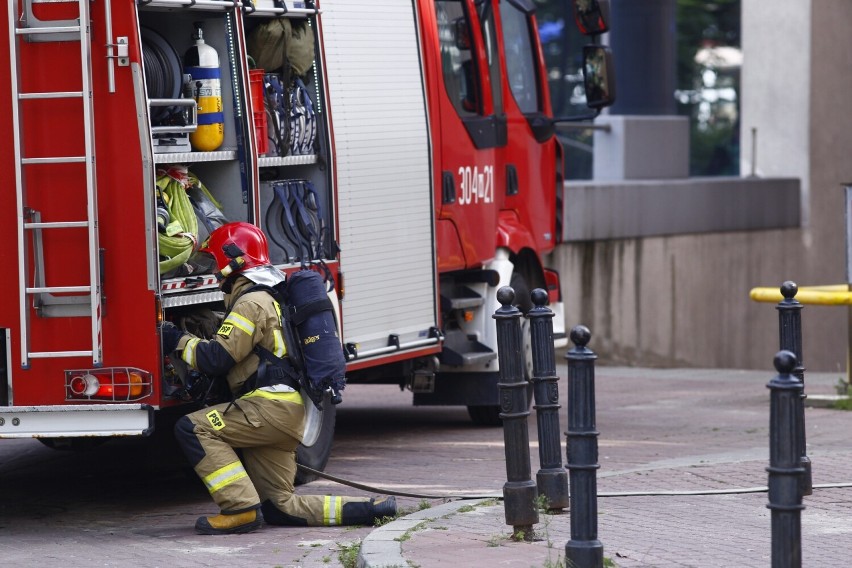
[206,409,226,430]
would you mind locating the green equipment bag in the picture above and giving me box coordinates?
[248,18,291,74]
[156,166,228,277]
[287,20,315,76]
[247,18,315,76]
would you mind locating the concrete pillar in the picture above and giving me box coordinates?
[593,0,689,180]
[608,0,676,116]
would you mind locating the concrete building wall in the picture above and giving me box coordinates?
[548,0,852,373]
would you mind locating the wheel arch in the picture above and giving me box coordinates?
[496,211,546,293]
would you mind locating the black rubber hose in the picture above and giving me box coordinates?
[142,29,181,123]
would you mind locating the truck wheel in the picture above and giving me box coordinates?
[466,272,534,427]
[295,391,337,485]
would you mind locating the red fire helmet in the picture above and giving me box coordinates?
[199,222,271,280]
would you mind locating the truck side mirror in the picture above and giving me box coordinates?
[573,0,610,36]
[582,45,615,109]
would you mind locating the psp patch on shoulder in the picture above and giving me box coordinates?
[217,323,234,337]
[206,409,226,430]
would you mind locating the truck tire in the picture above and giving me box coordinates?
[295,391,336,485]
[466,272,534,427]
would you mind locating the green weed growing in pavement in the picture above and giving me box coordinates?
[455,498,498,516]
[560,556,619,568]
[536,495,567,556]
[562,557,617,567]
[337,540,361,568]
[374,514,397,527]
[374,499,433,527]
[834,376,850,395]
[394,520,429,542]
[477,498,499,507]
[833,396,852,410]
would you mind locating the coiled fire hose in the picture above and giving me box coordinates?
[156,166,207,274]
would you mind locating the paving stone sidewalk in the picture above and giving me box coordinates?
[359,367,852,568]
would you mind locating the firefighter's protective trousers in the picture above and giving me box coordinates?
[174,275,373,525]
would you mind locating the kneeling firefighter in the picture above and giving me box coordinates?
[160,221,395,535]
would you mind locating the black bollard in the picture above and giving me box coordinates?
[493,286,538,539]
[776,281,812,496]
[767,350,805,568]
[564,325,603,568]
[527,288,569,512]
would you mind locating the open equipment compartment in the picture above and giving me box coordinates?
[138,1,255,294]
[244,4,336,269]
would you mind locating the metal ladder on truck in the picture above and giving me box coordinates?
[7,0,103,368]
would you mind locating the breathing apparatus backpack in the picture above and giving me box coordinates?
[248,269,346,410]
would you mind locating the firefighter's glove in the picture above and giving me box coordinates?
[160,321,186,354]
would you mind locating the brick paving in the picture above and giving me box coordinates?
[1,366,850,567]
[361,367,852,568]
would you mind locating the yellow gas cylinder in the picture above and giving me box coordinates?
[184,23,224,152]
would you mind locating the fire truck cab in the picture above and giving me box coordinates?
[0,0,613,475]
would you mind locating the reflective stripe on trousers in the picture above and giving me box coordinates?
[203,460,250,494]
[323,495,343,526]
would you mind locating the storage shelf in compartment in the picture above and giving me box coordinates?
[259,154,317,168]
[246,0,319,17]
[160,260,339,307]
[162,274,219,293]
[161,273,221,308]
[137,0,241,12]
[154,150,237,164]
[162,289,224,309]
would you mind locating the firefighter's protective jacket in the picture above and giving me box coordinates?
[173,273,376,524]
[176,274,290,397]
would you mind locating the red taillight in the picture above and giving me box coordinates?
[65,368,151,401]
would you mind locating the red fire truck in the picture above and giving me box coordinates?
[0,0,612,476]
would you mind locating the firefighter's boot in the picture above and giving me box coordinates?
[341,496,398,525]
[195,508,263,535]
